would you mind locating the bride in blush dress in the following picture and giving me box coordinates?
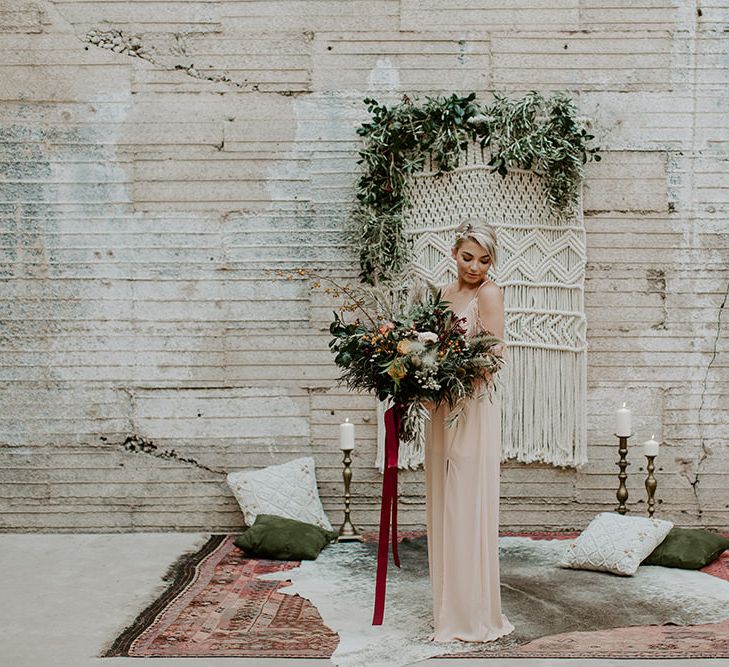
[424,218,515,643]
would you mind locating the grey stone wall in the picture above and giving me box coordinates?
[1,0,727,531]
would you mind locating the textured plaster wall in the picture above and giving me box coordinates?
[0,0,727,532]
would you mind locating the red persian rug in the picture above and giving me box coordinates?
[104,535,337,657]
[104,531,729,659]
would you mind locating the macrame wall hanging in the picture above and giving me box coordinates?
[376,142,588,470]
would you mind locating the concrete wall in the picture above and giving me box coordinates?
[1,0,727,532]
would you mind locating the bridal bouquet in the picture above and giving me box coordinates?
[328,287,504,441]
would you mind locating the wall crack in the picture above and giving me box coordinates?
[120,435,226,476]
[44,0,310,99]
[646,268,667,330]
[78,26,302,95]
[693,277,729,518]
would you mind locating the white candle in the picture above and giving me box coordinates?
[616,402,631,437]
[340,418,355,450]
[644,434,659,457]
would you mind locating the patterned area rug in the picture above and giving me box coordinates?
[104,531,729,660]
[104,534,337,657]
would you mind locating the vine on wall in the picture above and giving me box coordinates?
[352,91,601,284]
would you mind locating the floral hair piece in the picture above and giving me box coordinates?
[454,222,474,243]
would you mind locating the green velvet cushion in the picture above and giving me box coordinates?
[234,514,338,560]
[642,527,729,569]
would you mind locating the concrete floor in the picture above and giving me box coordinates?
[1,533,728,667]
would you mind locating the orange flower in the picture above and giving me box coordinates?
[387,359,408,381]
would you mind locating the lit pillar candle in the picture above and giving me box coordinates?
[644,435,659,457]
[616,402,631,437]
[340,418,355,450]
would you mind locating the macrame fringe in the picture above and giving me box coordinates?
[500,346,587,468]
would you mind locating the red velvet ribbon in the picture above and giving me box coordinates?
[372,404,402,625]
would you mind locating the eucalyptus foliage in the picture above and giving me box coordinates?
[353,91,601,284]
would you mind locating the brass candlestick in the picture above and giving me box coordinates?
[645,455,657,517]
[337,448,363,542]
[615,434,631,515]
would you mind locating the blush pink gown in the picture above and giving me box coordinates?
[424,291,515,643]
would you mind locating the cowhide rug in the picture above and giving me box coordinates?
[261,535,729,667]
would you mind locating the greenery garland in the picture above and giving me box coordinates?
[352,91,601,284]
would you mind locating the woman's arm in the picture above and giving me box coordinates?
[476,282,504,340]
[474,283,505,386]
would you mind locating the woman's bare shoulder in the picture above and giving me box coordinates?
[477,279,502,296]
[476,280,503,306]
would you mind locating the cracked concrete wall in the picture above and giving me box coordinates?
[0,0,727,532]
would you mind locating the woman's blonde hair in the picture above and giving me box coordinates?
[453,218,498,267]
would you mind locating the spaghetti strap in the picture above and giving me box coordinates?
[476,278,492,296]
[448,280,492,319]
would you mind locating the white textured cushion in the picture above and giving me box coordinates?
[227,457,333,531]
[559,512,673,576]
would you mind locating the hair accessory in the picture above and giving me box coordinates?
[454,222,474,242]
